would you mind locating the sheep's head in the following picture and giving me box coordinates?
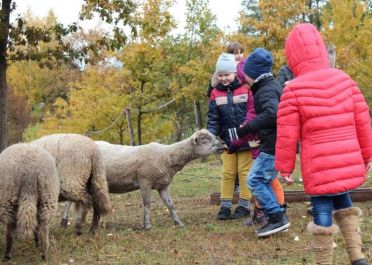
[190,129,226,156]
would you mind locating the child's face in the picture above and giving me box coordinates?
[234,50,244,62]
[217,72,236,86]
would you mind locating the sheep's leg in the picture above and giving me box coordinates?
[75,200,93,235]
[34,227,40,247]
[80,204,89,227]
[39,222,49,260]
[158,187,184,227]
[74,202,84,236]
[89,200,100,235]
[139,184,152,230]
[4,220,16,262]
[61,201,72,227]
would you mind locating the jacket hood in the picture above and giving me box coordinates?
[285,23,330,77]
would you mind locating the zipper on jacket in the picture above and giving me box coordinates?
[227,89,235,127]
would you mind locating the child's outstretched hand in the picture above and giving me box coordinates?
[279,172,294,185]
[248,140,260,148]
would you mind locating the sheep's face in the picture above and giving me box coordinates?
[191,129,226,155]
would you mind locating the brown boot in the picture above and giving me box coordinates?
[308,222,338,265]
[333,207,367,265]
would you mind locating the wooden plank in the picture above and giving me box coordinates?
[210,188,372,205]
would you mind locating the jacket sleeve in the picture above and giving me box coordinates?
[206,93,220,136]
[277,67,287,88]
[240,89,258,141]
[275,87,301,174]
[352,86,372,162]
[238,87,279,137]
[246,89,256,122]
[277,66,294,88]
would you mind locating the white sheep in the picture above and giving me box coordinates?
[63,129,224,230]
[0,143,59,261]
[32,134,111,235]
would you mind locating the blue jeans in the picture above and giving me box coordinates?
[311,193,352,227]
[247,152,282,215]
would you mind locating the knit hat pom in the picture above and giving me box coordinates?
[215,53,236,73]
[243,48,273,80]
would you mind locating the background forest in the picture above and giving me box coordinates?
[2,0,372,147]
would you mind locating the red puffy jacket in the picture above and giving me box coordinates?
[275,23,372,195]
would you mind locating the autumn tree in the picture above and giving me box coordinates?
[29,63,131,143]
[321,0,372,108]
[0,0,137,151]
[30,0,176,145]
[7,86,31,144]
[0,0,12,151]
[79,0,137,50]
[237,0,329,70]
[165,0,221,140]
[0,1,79,151]
[121,0,175,144]
[6,10,82,112]
[182,0,220,131]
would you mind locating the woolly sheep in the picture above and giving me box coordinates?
[32,134,111,235]
[63,129,225,230]
[0,143,59,261]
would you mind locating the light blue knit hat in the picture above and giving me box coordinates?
[215,53,236,73]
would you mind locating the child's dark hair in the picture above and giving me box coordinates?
[226,42,244,54]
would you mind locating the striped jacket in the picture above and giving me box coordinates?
[207,79,251,149]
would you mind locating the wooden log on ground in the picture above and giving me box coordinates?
[210,188,372,205]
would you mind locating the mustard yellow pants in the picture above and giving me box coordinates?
[220,150,253,201]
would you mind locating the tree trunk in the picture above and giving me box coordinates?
[194,100,203,130]
[137,109,142,145]
[194,99,207,162]
[0,58,7,152]
[0,0,11,152]
[125,108,135,146]
[175,97,186,141]
[137,80,145,145]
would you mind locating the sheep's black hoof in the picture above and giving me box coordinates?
[41,254,46,261]
[61,218,68,227]
[76,231,82,236]
[3,255,11,262]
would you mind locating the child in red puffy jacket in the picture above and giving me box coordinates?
[276,23,372,265]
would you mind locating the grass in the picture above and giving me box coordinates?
[1,155,371,265]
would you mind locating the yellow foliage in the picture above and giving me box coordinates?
[238,0,309,71]
[322,0,372,105]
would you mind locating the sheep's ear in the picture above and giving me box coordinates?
[191,135,198,145]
